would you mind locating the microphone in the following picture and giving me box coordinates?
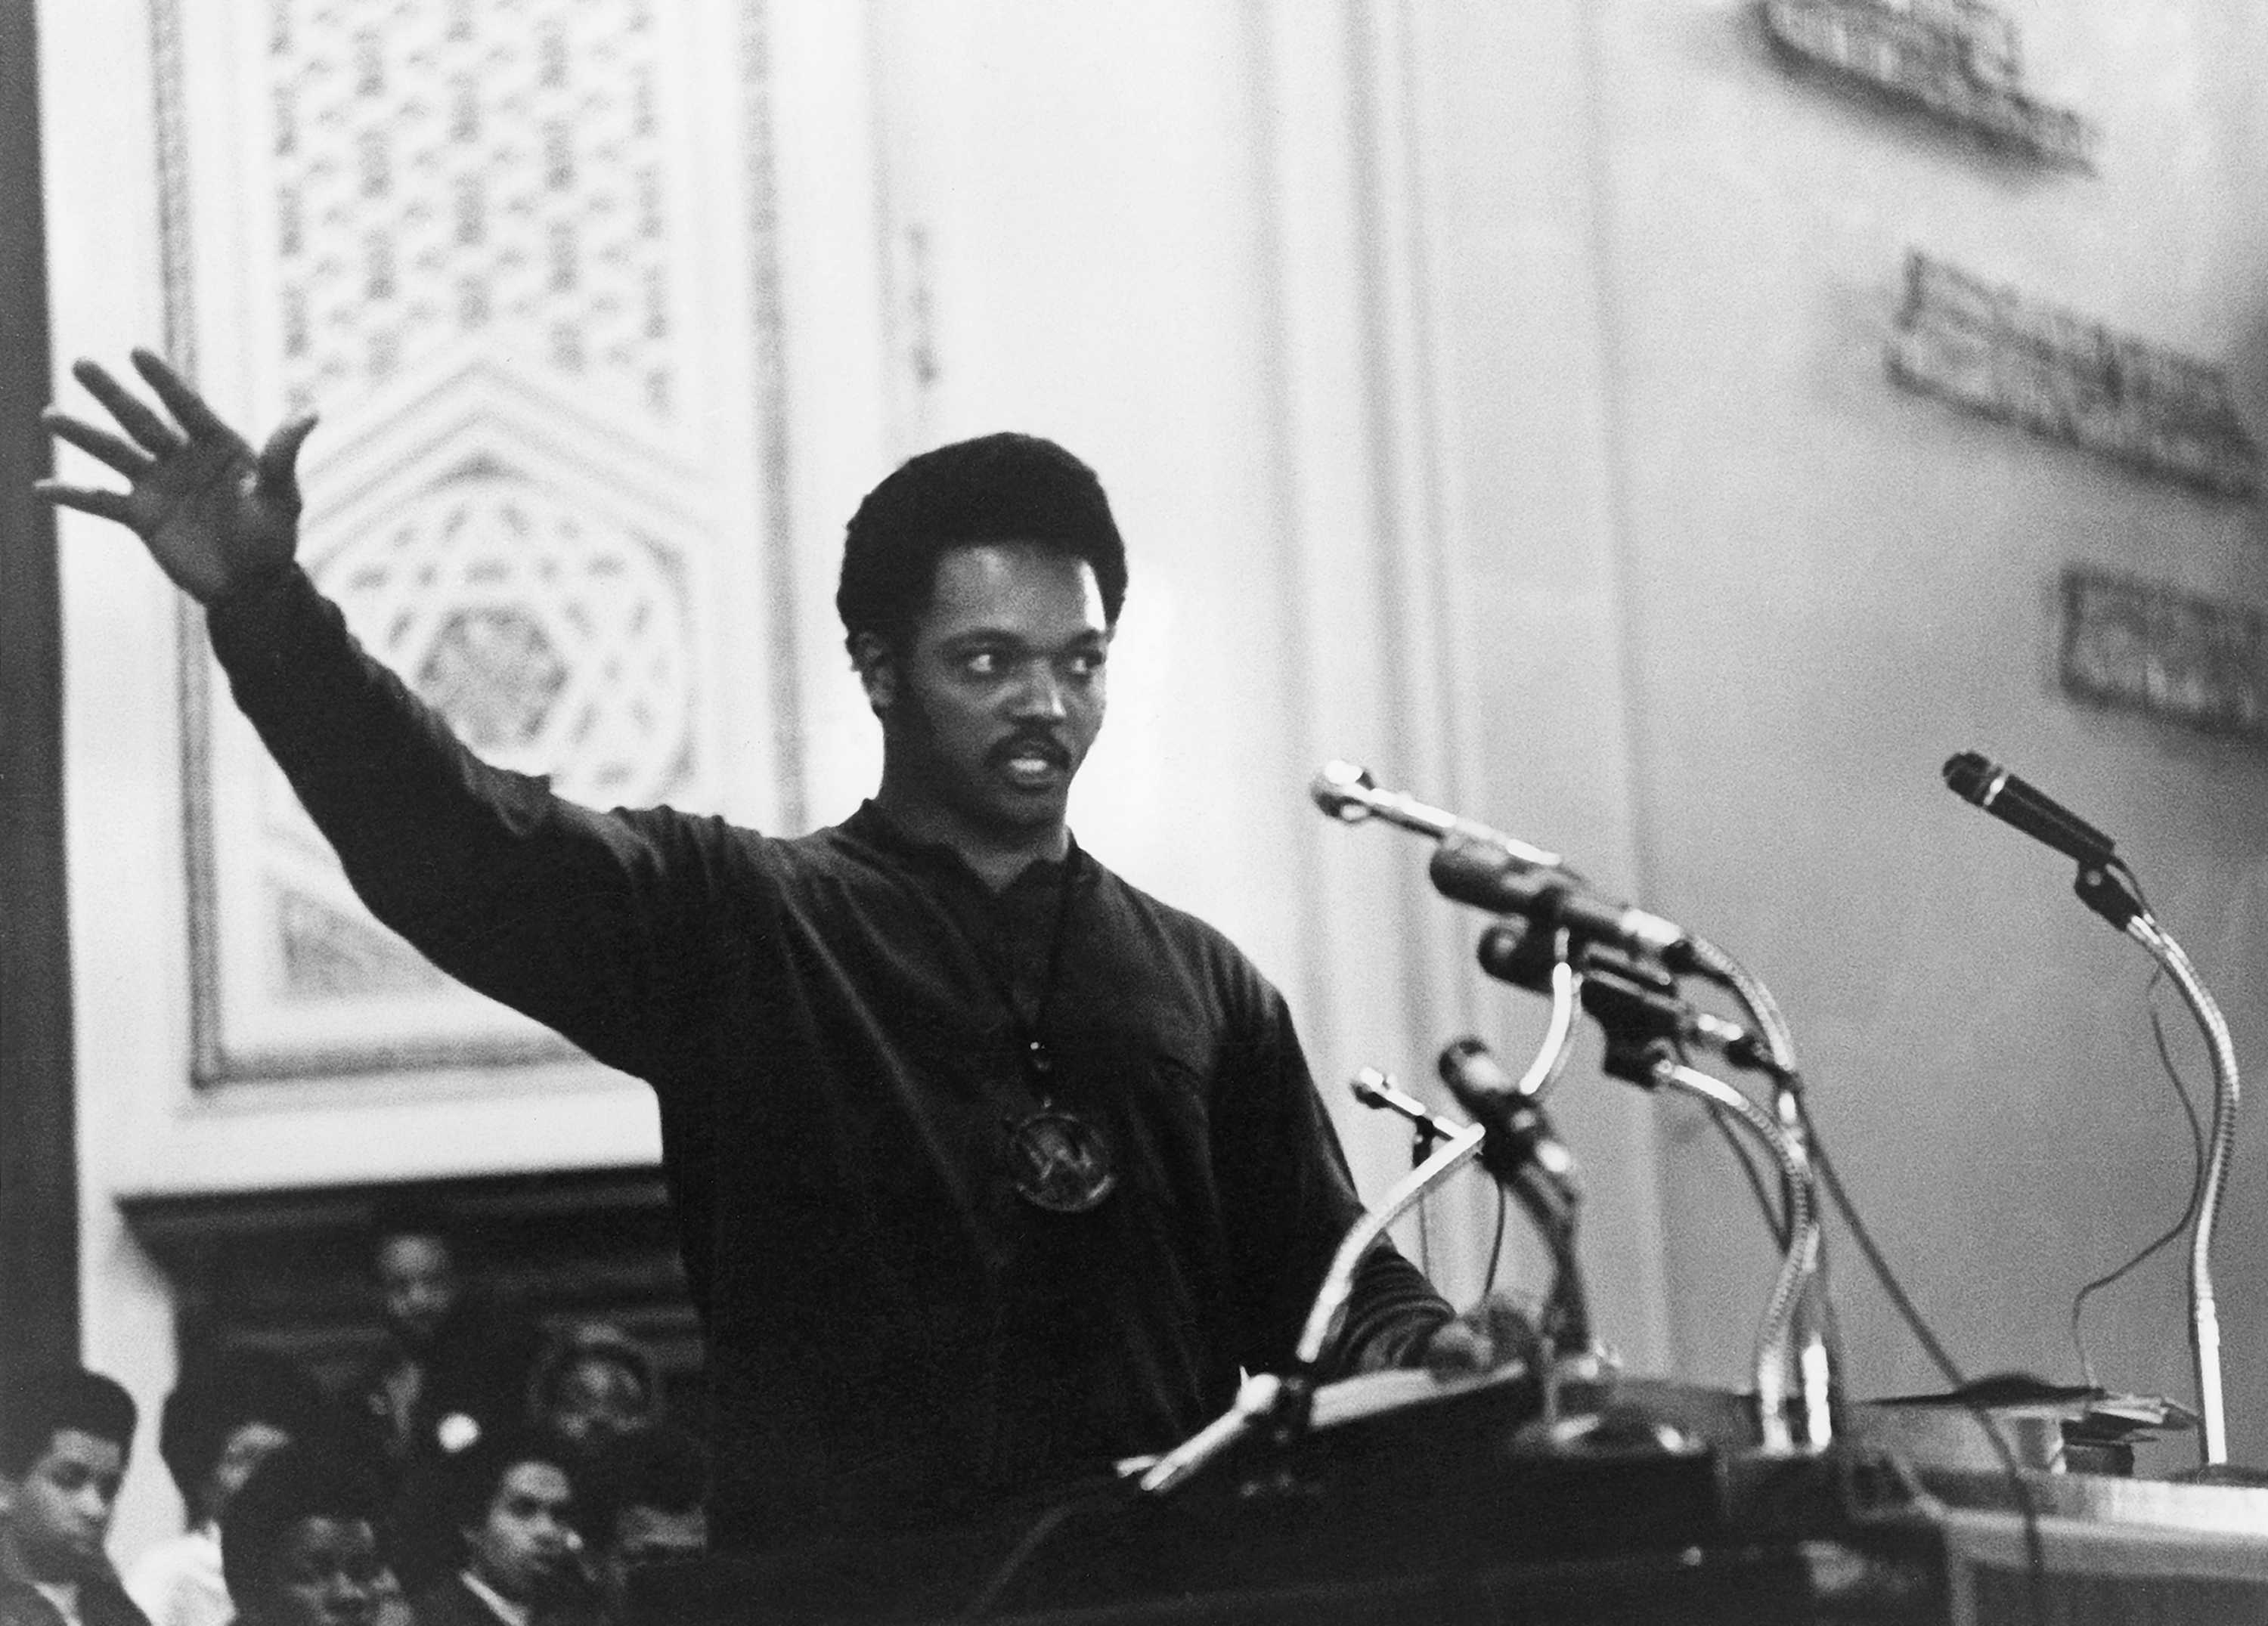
[1138,1372,1284,1495]
[1474,923,1782,1079]
[1942,751,2118,869]
[1429,837,1689,966]
[1311,761,1568,872]
[1349,1067,1465,1144]
[1436,1037,1580,1198]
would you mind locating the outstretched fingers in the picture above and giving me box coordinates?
[42,407,154,479]
[32,479,135,525]
[256,412,320,500]
[130,348,236,443]
[71,357,184,457]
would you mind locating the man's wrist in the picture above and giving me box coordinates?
[206,562,301,614]
[206,563,321,686]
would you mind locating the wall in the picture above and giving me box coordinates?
[1439,0,2268,1462]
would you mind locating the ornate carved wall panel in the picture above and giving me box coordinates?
[160,0,797,1080]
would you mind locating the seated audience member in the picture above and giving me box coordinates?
[0,1369,149,1626]
[524,1329,661,1466]
[350,1204,538,1477]
[129,1349,328,1626]
[218,1447,392,1626]
[412,1432,595,1626]
[573,1428,706,1624]
[350,1204,541,1593]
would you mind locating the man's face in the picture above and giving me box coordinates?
[3,1429,125,1582]
[374,1233,459,1351]
[865,542,1111,843]
[251,1516,381,1626]
[463,1460,575,1604]
[596,1504,705,1615]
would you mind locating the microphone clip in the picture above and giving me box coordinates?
[2074,856,2146,932]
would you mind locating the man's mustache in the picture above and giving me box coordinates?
[988,730,1070,769]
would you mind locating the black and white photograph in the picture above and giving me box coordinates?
[6,2,2268,1621]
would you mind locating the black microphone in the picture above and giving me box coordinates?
[1429,837,1690,968]
[1436,1037,1580,1200]
[1473,922,1781,1079]
[1942,751,2118,868]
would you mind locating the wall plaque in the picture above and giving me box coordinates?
[2062,567,2268,739]
[1888,252,2261,500]
[1761,0,2096,170]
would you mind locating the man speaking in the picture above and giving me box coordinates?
[39,351,1526,1559]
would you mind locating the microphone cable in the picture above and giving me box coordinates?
[2068,966,2208,1390]
[950,1485,1132,1624]
[1483,1180,1508,1294]
[1796,1096,2049,1623]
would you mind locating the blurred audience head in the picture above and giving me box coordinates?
[527,1324,661,1454]
[222,1445,390,1626]
[366,1199,463,1354]
[442,1429,579,1607]
[0,1368,138,1584]
[160,1346,327,1530]
[576,1425,708,1619]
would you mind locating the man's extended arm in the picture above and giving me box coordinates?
[39,352,728,1078]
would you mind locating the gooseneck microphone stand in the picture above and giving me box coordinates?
[1947,753,2240,1469]
[1136,955,1582,1496]
[1486,921,1824,1454]
[1640,1049,1819,1453]
[1677,932,1839,1449]
[1286,956,1586,1416]
[2075,862,2239,1468]
[1309,760,1837,1454]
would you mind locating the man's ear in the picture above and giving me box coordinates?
[850,632,898,717]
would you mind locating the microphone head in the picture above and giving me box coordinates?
[1438,1035,1517,1098]
[1311,760,1377,822]
[1942,751,1997,806]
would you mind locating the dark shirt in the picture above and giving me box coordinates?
[0,1532,150,1626]
[209,569,1452,1551]
[407,1575,599,1626]
[0,1582,149,1626]
[345,1296,541,1470]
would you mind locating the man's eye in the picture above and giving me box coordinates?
[961,651,1002,676]
[1067,652,1105,678]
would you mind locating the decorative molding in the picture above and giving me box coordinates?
[268,0,675,420]
[1760,0,2096,170]
[156,1,793,1082]
[2061,567,2268,740]
[118,1166,696,1392]
[738,0,807,835]
[1888,251,2261,500]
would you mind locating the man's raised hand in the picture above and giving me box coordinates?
[35,349,317,606]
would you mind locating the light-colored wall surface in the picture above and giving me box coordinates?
[1562,2,2268,1466]
[35,0,2268,1560]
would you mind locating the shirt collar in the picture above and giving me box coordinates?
[30,1581,79,1626]
[457,1571,530,1626]
[842,801,1088,894]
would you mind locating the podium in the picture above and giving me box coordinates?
[634,1372,2268,1624]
